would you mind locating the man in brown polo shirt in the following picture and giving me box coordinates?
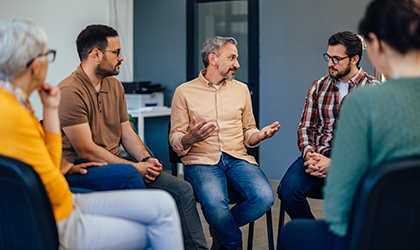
[58,24,208,250]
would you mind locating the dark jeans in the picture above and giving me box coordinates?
[277,151,330,219]
[278,219,345,250]
[66,164,146,190]
[66,164,208,250]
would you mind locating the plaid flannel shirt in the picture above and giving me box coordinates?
[297,68,379,157]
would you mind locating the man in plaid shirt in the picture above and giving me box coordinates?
[277,31,379,220]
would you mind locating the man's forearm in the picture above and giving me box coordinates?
[79,144,133,165]
[123,137,151,162]
[120,121,151,162]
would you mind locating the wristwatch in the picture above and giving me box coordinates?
[141,156,152,162]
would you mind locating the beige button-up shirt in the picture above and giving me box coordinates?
[169,70,260,166]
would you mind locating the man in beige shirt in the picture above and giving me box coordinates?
[169,36,280,250]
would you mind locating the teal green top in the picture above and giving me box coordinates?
[323,77,420,237]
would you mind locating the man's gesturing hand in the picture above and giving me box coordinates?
[181,116,217,150]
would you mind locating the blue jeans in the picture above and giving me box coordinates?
[278,219,345,250]
[184,153,274,250]
[65,164,146,190]
[277,151,330,219]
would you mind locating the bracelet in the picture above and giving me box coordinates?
[141,156,152,162]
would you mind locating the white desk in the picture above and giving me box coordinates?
[128,107,171,141]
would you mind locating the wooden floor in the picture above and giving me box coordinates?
[196,179,325,250]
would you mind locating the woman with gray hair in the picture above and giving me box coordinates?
[0,19,183,250]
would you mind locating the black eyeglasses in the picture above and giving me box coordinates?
[88,48,121,57]
[26,50,56,68]
[323,53,349,65]
[102,49,121,57]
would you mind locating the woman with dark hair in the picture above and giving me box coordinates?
[278,0,420,249]
[0,19,183,250]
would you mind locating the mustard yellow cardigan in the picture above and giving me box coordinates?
[0,89,72,222]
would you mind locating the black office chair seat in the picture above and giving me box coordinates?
[0,154,59,250]
[347,156,420,250]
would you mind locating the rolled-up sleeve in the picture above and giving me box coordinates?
[242,88,260,148]
[169,87,191,156]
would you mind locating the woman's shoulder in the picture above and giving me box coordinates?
[0,90,36,125]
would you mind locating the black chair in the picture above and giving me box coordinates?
[346,156,420,250]
[276,190,322,249]
[168,123,274,250]
[0,154,59,250]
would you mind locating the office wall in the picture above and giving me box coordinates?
[133,0,186,106]
[134,0,372,180]
[133,0,186,170]
[259,0,371,179]
[0,0,133,119]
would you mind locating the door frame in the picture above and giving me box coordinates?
[186,0,260,159]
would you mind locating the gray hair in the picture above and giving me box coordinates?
[201,36,237,68]
[0,19,48,81]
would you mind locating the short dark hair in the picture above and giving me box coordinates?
[76,24,118,61]
[328,31,363,67]
[359,0,420,55]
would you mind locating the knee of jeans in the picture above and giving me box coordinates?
[249,185,274,209]
[277,182,285,200]
[201,197,230,219]
[278,182,295,202]
[118,164,145,189]
[277,175,299,201]
[115,164,139,175]
[278,180,309,206]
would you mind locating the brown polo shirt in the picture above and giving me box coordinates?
[58,65,129,163]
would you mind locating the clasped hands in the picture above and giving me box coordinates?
[134,158,163,184]
[304,151,331,178]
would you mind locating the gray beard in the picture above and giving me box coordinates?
[218,67,235,81]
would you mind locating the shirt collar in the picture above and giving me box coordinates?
[332,67,365,86]
[76,64,110,94]
[349,67,364,84]
[199,69,228,88]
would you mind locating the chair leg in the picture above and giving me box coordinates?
[246,208,273,250]
[266,208,274,250]
[277,202,285,250]
[171,162,177,177]
[247,221,254,250]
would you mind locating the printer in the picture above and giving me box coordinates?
[122,81,165,110]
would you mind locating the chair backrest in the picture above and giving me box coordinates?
[346,156,420,250]
[168,122,182,164]
[0,154,59,250]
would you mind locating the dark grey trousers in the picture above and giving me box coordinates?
[147,171,209,250]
